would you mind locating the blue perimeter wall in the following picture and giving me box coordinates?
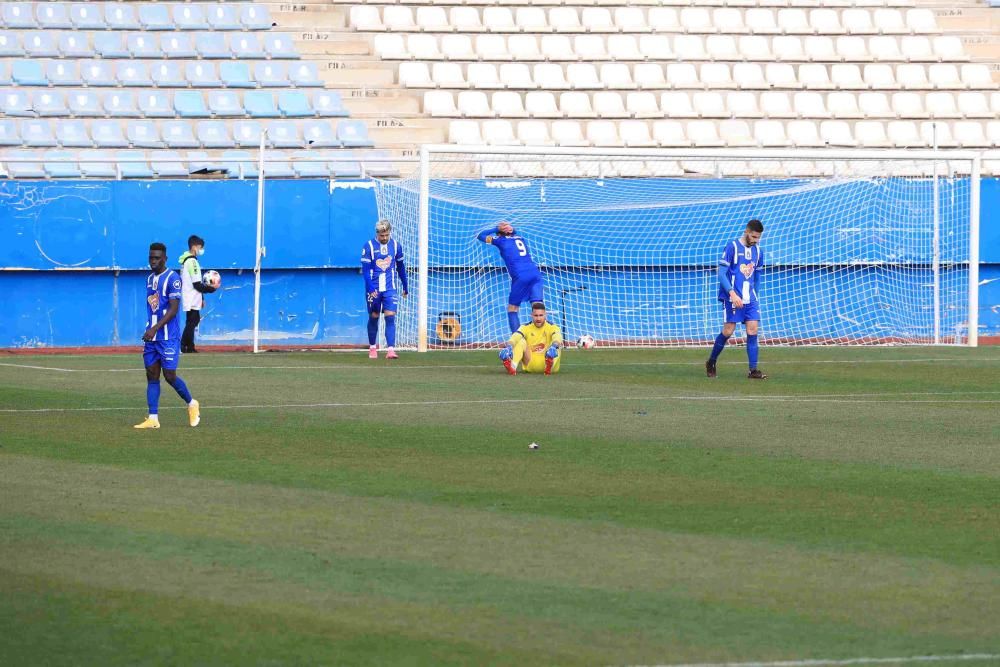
[1,178,999,348]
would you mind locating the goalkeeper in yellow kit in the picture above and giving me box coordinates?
[499,302,563,376]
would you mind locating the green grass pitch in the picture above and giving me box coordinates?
[1,347,998,666]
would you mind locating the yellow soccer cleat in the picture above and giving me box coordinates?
[133,417,160,429]
[188,399,201,427]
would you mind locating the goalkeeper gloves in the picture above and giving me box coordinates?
[545,343,560,359]
[498,345,513,361]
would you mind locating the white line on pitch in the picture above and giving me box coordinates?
[0,363,76,372]
[3,392,999,414]
[651,653,1000,667]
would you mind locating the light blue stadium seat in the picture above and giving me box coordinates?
[79,150,118,178]
[22,120,58,147]
[2,3,36,29]
[187,151,224,175]
[34,90,68,117]
[24,32,59,58]
[290,62,322,88]
[268,121,304,148]
[116,150,154,178]
[126,120,163,148]
[0,31,22,57]
[151,61,186,87]
[128,33,162,58]
[174,91,210,118]
[173,4,208,30]
[302,120,339,147]
[241,5,273,30]
[291,150,329,178]
[71,4,107,30]
[68,91,102,117]
[47,60,82,86]
[337,120,374,148]
[54,121,92,147]
[91,120,128,148]
[37,4,73,29]
[44,151,83,178]
[232,120,263,147]
[138,4,172,31]
[94,32,128,58]
[220,150,257,179]
[104,90,139,117]
[151,151,188,178]
[231,34,265,59]
[161,33,197,59]
[254,62,289,88]
[207,90,243,117]
[137,90,172,117]
[105,2,140,30]
[245,91,279,118]
[162,120,199,148]
[327,152,363,178]
[263,33,298,59]
[278,91,313,118]
[186,62,221,87]
[4,151,46,178]
[2,89,32,117]
[220,61,254,88]
[208,5,241,31]
[115,61,151,87]
[197,121,234,148]
[196,32,231,59]
[0,61,9,85]
[363,150,399,178]
[263,150,295,178]
[58,32,94,58]
[313,90,351,117]
[81,60,118,87]
[13,59,47,85]
[0,120,20,146]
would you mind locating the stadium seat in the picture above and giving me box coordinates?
[638,35,672,61]
[887,121,924,147]
[482,119,518,146]
[91,120,128,148]
[44,151,82,178]
[560,92,596,118]
[693,92,727,118]
[492,92,526,118]
[837,37,869,62]
[634,63,668,90]
[2,3,35,29]
[891,92,925,119]
[59,33,93,58]
[920,121,957,147]
[161,121,199,148]
[232,120,263,148]
[162,33,197,59]
[754,120,791,147]
[207,90,243,117]
[626,92,658,118]
[448,120,482,145]
[593,92,627,119]
[714,7,745,33]
[94,33,128,59]
[313,91,348,118]
[926,92,960,118]
[151,151,189,178]
[408,34,443,60]
[957,92,991,119]
[457,91,491,117]
[464,63,500,90]
[574,35,607,61]
[278,91,313,118]
[208,5,241,31]
[862,64,896,91]
[196,32,231,59]
[873,9,907,35]
[302,120,339,147]
[803,36,836,62]
[241,5,273,31]
[901,36,935,62]
[70,4,106,29]
[535,64,569,90]
[374,34,407,60]
[231,34,265,59]
[619,120,655,148]
[173,4,208,31]
[820,120,857,146]
[933,36,966,62]
[772,36,806,62]
[450,7,483,33]
[78,150,118,178]
[105,3,140,30]
[47,61,82,87]
[787,120,824,147]
[220,150,257,179]
[264,34,298,59]
[441,34,475,61]
[953,121,988,148]
[12,59,48,86]
[673,35,707,61]
[855,121,891,147]
[499,64,533,90]
[220,61,254,89]
[337,120,373,147]
[701,64,735,89]
[331,152,366,179]
[600,64,634,90]
[2,89,32,117]
[289,151,328,179]
[733,64,768,90]
[0,120,19,146]
[928,64,962,89]
[961,65,993,89]
[859,92,892,119]
[126,120,163,148]
[54,120,91,147]
[175,91,209,118]
[985,121,1000,147]
[35,4,69,29]
[801,64,836,90]
[827,92,862,119]
[707,36,739,61]
[128,33,162,58]
[138,91,173,118]
[31,90,69,116]
[67,91,102,118]
[516,7,548,32]
[187,151,223,176]
[721,120,756,147]
[416,6,449,32]
[796,92,832,118]
[349,6,383,31]
[607,35,642,62]
[254,62,289,88]
[516,120,552,145]
[383,6,417,31]
[245,91,279,118]
[3,150,46,178]
[398,62,432,88]
[138,4,172,31]
[868,36,903,62]
[432,63,466,88]
[728,92,762,118]
[290,63,322,88]
[551,120,588,147]
[686,120,724,148]
[525,92,560,118]
[647,7,681,32]
[778,9,812,34]
[739,36,771,62]
[906,9,938,33]
[197,121,234,149]
[102,90,139,117]
[0,31,21,58]
[262,151,295,178]
[151,62,186,88]
[186,62,221,88]
[842,9,875,34]
[665,64,699,90]
[897,64,932,90]
[759,91,795,118]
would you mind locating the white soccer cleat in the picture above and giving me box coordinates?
[133,417,160,429]
[188,399,200,427]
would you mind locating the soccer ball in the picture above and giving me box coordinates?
[576,335,595,350]
[203,270,222,289]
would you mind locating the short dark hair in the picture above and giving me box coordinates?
[531,302,545,311]
[149,242,166,253]
[746,219,764,233]
[188,235,204,248]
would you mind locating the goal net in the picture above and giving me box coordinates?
[373,147,980,350]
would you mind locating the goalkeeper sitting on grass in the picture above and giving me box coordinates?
[499,302,562,376]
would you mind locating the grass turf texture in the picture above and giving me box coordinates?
[0,347,998,666]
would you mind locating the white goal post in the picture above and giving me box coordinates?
[373,146,981,351]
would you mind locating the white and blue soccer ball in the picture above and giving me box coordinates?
[576,335,595,350]
[203,270,222,289]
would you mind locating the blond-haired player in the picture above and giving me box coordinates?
[499,302,562,376]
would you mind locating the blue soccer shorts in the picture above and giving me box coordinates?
[143,340,180,370]
[724,299,761,324]
[368,289,399,314]
[508,275,544,306]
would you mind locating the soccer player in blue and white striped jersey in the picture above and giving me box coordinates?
[134,242,201,429]
[706,219,768,380]
[361,219,408,359]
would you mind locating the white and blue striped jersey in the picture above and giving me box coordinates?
[146,269,183,341]
[718,239,764,304]
[361,237,408,294]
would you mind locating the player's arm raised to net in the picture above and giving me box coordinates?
[476,221,514,245]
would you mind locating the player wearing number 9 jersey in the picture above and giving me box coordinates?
[477,221,544,333]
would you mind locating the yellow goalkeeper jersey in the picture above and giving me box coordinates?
[511,322,563,357]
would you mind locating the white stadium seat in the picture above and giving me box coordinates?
[842,9,876,35]
[754,120,791,147]
[686,120,724,147]
[745,9,779,34]
[535,64,570,90]
[953,121,988,147]
[517,120,552,145]
[574,35,607,61]
[541,35,573,62]
[821,120,858,146]
[873,9,908,35]
[492,91,527,118]
[804,37,837,62]
[926,92,960,118]
[383,7,417,32]
[432,63,466,88]
[760,91,795,118]
[499,64,534,89]
[449,120,483,145]
[733,64,768,89]
[567,64,601,90]
[855,121,891,147]
[831,64,865,89]
[827,92,862,119]
[450,8,483,33]
[482,8,515,32]
[864,64,898,90]
[593,92,628,118]
[652,120,689,147]
[607,36,642,62]
[626,92,659,118]
[468,63,502,90]
[859,92,893,118]
[441,35,475,61]
[586,120,621,147]
[739,36,772,61]
[727,92,762,118]
[869,36,903,62]
[693,91,727,118]
[638,35,673,61]
[551,120,588,147]
[660,92,697,118]
[957,92,992,119]
[457,91,492,117]
[424,91,457,117]
[891,92,926,119]
[787,120,824,147]
[549,7,582,33]
[476,35,510,61]
[619,120,655,147]
[525,91,560,118]
[673,35,707,61]
[810,9,844,34]
[634,64,668,90]
[707,36,739,61]
[417,7,449,32]
[601,63,635,91]
[897,64,932,90]
[482,120,517,146]
[920,121,957,147]
[560,91,596,118]
[666,64,699,89]
[794,92,831,118]
[580,8,614,33]
[508,35,540,62]
[888,120,924,147]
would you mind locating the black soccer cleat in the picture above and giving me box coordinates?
[747,368,768,380]
[705,359,717,378]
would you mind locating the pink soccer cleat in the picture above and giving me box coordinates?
[386,348,399,359]
[368,345,378,359]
